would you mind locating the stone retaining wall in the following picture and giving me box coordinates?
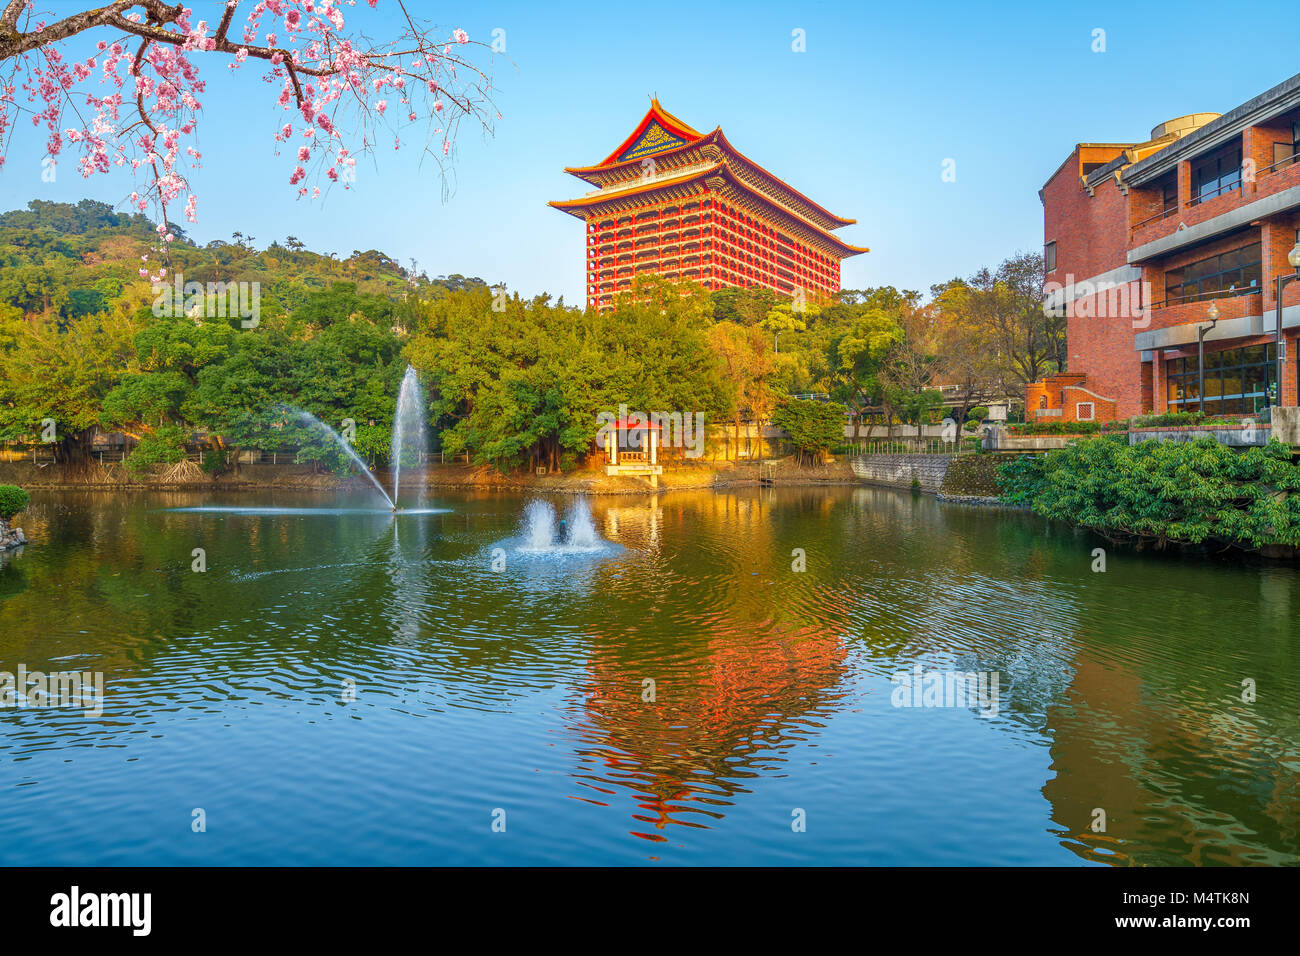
[849,454,952,492]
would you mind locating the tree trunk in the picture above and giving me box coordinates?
[55,430,93,464]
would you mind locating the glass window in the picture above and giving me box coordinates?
[1164,242,1262,306]
[1044,241,1057,273]
[1191,141,1243,203]
[1165,344,1276,415]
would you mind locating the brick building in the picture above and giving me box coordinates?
[1034,73,1300,423]
[550,99,868,311]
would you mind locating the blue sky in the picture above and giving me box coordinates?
[4,0,1298,302]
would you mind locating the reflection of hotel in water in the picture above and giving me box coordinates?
[569,492,850,839]
[573,618,848,839]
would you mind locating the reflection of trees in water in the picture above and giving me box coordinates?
[0,491,407,690]
[1032,560,1300,865]
[829,487,1085,733]
[818,486,1300,865]
[1044,650,1300,866]
[0,547,26,601]
[14,487,1300,863]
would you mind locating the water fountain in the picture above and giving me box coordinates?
[390,365,428,510]
[564,500,599,549]
[290,407,394,509]
[517,499,607,554]
[523,499,557,550]
[167,370,444,516]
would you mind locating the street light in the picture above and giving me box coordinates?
[1198,302,1220,414]
[1274,241,1300,411]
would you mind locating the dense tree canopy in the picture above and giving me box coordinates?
[0,200,1046,472]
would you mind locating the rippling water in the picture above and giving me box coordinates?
[1,486,1297,865]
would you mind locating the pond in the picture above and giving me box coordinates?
[1,486,1297,865]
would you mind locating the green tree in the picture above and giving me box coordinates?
[772,398,844,465]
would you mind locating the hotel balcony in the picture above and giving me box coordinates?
[1126,105,1300,261]
[1131,161,1300,250]
[1134,290,1265,352]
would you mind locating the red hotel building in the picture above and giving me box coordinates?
[550,99,868,311]
[1032,72,1300,424]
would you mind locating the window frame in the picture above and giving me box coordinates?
[1190,141,1244,204]
[1165,343,1277,415]
[1164,242,1262,307]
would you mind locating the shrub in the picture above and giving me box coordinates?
[1007,420,1104,436]
[773,397,845,465]
[199,447,230,476]
[0,485,29,521]
[967,406,989,421]
[997,437,1300,549]
[124,426,188,474]
[1128,411,1243,429]
[996,453,1050,506]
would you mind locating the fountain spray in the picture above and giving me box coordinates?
[391,365,428,510]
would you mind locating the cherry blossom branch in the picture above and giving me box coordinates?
[0,0,497,281]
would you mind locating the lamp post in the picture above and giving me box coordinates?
[1273,241,1300,410]
[1198,302,1220,414]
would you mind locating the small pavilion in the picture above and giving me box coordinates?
[600,418,663,488]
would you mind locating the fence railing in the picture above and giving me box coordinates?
[852,439,970,456]
[0,445,203,464]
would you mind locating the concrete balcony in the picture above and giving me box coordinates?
[1135,292,1264,351]
[1130,177,1300,264]
[1128,423,1271,446]
[1132,159,1300,251]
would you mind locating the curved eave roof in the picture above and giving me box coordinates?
[549,162,726,215]
[712,129,856,228]
[565,127,856,231]
[588,98,705,170]
[549,162,869,258]
[565,127,722,182]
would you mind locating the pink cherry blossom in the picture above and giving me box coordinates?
[0,1,497,228]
